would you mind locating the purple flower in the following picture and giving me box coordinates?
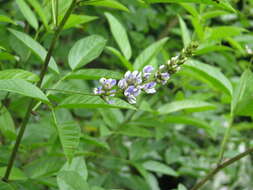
[99,78,116,90]
[118,79,128,89]
[93,86,104,95]
[124,85,141,97]
[143,65,154,79]
[127,95,137,104]
[143,82,156,94]
[124,71,142,85]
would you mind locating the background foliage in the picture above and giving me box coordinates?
[0,0,253,189]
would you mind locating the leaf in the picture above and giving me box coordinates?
[0,15,16,25]
[0,106,16,140]
[133,38,168,70]
[58,94,136,110]
[0,181,15,190]
[0,69,39,82]
[81,135,110,150]
[0,79,50,104]
[0,167,27,180]
[9,29,59,74]
[68,35,107,70]
[146,0,236,12]
[178,15,191,47]
[142,161,178,177]
[61,157,88,181]
[81,0,129,12]
[206,26,245,41]
[158,99,216,114]
[56,121,81,161]
[232,70,253,116]
[178,184,187,190]
[64,14,98,30]
[183,60,233,97]
[16,0,38,30]
[118,125,153,138]
[26,0,49,30]
[195,44,233,55]
[57,171,90,190]
[66,69,123,80]
[106,46,133,70]
[105,12,132,60]
[163,116,215,137]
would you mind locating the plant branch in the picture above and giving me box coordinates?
[2,0,77,182]
[190,147,253,190]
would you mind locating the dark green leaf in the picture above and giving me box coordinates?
[0,69,39,82]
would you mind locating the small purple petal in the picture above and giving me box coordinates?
[161,72,170,80]
[143,65,154,73]
[118,79,128,89]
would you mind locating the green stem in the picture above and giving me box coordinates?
[190,147,253,190]
[217,115,234,165]
[2,0,77,182]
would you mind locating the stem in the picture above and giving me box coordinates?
[2,0,77,182]
[217,115,234,165]
[190,147,253,190]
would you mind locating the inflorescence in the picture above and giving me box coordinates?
[94,43,198,104]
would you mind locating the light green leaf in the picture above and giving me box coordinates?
[56,121,81,161]
[142,161,178,177]
[232,70,253,116]
[66,69,123,80]
[158,99,216,114]
[0,52,16,61]
[0,79,50,104]
[16,0,38,30]
[80,0,129,12]
[61,157,87,181]
[58,95,136,110]
[0,167,27,180]
[146,0,236,12]
[0,15,16,25]
[68,35,107,70]
[106,46,133,70]
[9,29,59,74]
[133,38,168,70]
[26,0,49,30]
[0,106,16,140]
[178,15,191,47]
[0,69,39,82]
[105,12,132,60]
[118,125,153,138]
[195,44,233,55]
[81,135,110,150]
[64,14,98,30]
[206,26,245,41]
[183,60,233,97]
[57,171,90,190]
[178,184,187,190]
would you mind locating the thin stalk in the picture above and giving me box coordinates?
[2,0,77,182]
[190,147,253,190]
[217,115,234,165]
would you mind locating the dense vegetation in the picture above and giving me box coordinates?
[0,0,253,189]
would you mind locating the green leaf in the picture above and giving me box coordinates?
[57,171,90,190]
[163,116,215,137]
[146,0,236,12]
[16,0,38,30]
[26,0,49,30]
[183,60,233,97]
[66,69,123,80]
[64,14,98,30]
[232,70,253,116]
[0,79,50,104]
[0,181,15,190]
[56,121,81,161]
[206,26,245,41]
[81,135,110,150]
[133,38,168,70]
[80,0,129,12]
[118,125,153,138]
[0,69,39,82]
[142,161,178,177]
[0,167,27,180]
[68,35,107,70]
[106,46,133,70]
[178,184,187,190]
[178,15,191,47]
[0,106,16,140]
[61,157,88,181]
[105,12,132,60]
[195,44,233,55]
[158,99,216,114]
[0,15,16,25]
[9,29,59,74]
[58,94,136,110]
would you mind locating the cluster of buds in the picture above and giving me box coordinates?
[93,43,198,104]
